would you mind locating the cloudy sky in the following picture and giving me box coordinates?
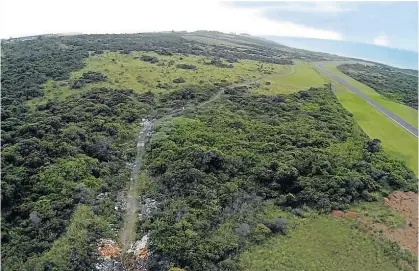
[1,1,417,52]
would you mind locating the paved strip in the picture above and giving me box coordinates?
[314,63,418,137]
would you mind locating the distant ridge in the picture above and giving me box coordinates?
[264,36,418,70]
[1,32,84,42]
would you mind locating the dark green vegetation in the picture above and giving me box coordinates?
[338,63,418,109]
[1,32,306,270]
[2,88,150,270]
[139,85,416,270]
[1,32,416,271]
[71,71,107,89]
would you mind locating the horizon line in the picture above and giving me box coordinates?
[2,30,417,54]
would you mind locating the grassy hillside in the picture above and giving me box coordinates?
[2,33,300,270]
[139,85,416,270]
[181,35,250,48]
[2,32,416,271]
[254,61,328,95]
[27,51,285,107]
[239,214,411,271]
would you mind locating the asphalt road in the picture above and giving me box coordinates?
[314,63,418,137]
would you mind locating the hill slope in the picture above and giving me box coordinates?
[1,32,416,271]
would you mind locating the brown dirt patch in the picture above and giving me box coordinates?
[138,247,147,260]
[385,191,417,223]
[358,192,418,256]
[343,211,358,220]
[383,191,418,256]
[98,239,121,259]
[331,210,344,217]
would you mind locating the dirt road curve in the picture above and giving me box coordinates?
[314,62,418,137]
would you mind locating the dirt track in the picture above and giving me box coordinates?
[117,70,325,268]
[120,119,154,252]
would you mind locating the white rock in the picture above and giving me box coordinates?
[128,234,149,254]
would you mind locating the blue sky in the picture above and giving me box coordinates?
[227,1,418,52]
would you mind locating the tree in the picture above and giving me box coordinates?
[367,139,381,153]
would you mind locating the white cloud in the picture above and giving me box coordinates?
[223,1,352,13]
[0,0,342,41]
[373,34,390,46]
[274,2,351,13]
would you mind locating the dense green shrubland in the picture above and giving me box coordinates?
[1,33,415,271]
[140,86,416,270]
[1,88,151,270]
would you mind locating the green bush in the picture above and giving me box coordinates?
[141,86,416,270]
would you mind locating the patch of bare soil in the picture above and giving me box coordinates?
[95,239,124,271]
[331,191,418,256]
[98,239,121,259]
[343,211,358,220]
[381,191,418,256]
[356,192,417,256]
[331,210,344,217]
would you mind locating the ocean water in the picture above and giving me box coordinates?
[263,36,418,70]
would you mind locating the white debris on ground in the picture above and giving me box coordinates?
[95,239,124,271]
[123,234,149,271]
[95,259,124,271]
[138,197,157,221]
[96,118,156,271]
[127,234,149,258]
[126,162,134,169]
[96,192,109,201]
[115,191,128,213]
[140,119,151,129]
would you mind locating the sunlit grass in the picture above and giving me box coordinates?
[253,61,328,95]
[334,83,418,176]
[27,51,286,108]
[181,35,249,48]
[325,64,418,128]
[239,214,405,271]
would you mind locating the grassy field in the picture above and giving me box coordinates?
[333,83,418,175]
[254,61,328,95]
[27,51,286,107]
[239,215,405,271]
[181,35,248,48]
[325,64,418,128]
